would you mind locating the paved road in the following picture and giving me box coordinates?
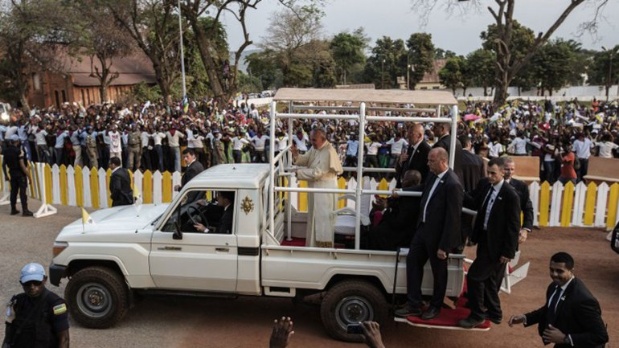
[1,200,617,347]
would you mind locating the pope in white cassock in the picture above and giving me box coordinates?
[292,128,343,247]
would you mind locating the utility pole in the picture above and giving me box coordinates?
[601,46,615,101]
[381,59,385,89]
[178,0,187,102]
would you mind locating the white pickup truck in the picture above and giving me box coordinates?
[49,89,466,342]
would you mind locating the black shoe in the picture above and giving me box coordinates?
[458,316,485,329]
[22,210,33,217]
[487,316,502,325]
[394,305,422,318]
[10,210,20,215]
[421,306,441,320]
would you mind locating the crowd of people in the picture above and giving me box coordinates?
[0,98,616,183]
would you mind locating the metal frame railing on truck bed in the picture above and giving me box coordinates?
[267,88,460,250]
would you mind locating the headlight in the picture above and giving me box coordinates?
[52,241,68,257]
[0,112,8,121]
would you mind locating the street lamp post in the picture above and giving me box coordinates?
[602,46,615,101]
[381,59,385,89]
[406,54,416,90]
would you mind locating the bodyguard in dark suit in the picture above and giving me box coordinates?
[502,157,534,244]
[459,136,485,193]
[395,148,463,320]
[366,170,422,250]
[459,158,520,328]
[109,157,133,207]
[509,252,608,348]
[395,123,430,186]
[432,122,463,185]
[175,148,205,203]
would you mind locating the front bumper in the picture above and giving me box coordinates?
[49,263,67,286]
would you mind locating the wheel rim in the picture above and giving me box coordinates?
[75,282,113,318]
[334,295,374,330]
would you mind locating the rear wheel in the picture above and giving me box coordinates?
[65,266,129,328]
[320,280,388,342]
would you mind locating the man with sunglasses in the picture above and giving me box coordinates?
[3,263,70,348]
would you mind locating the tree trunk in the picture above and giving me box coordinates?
[190,19,225,100]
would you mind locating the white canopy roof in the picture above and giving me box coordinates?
[273,88,458,106]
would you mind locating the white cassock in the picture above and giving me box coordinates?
[294,141,343,247]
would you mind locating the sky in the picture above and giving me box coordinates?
[221,0,619,55]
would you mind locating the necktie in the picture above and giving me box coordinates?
[481,187,494,230]
[547,285,561,324]
[422,175,440,222]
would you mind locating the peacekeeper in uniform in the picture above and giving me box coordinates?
[3,263,70,348]
[2,135,33,216]
[127,124,142,171]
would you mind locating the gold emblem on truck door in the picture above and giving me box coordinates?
[241,196,254,214]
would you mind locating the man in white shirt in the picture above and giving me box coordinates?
[386,133,408,168]
[572,133,592,182]
[251,130,269,163]
[292,130,309,154]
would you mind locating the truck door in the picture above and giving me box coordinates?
[149,189,238,292]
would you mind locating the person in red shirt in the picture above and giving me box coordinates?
[558,144,577,185]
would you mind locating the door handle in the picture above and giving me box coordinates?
[215,247,229,252]
[157,246,182,251]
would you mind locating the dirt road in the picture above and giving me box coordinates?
[1,202,616,347]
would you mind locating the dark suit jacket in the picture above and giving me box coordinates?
[110,167,133,207]
[415,169,463,252]
[460,150,485,193]
[525,278,608,348]
[395,141,431,186]
[214,206,233,234]
[508,178,534,231]
[182,160,205,203]
[466,180,520,265]
[368,195,421,250]
[433,135,464,185]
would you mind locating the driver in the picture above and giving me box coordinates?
[193,191,234,234]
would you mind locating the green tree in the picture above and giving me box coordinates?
[434,48,456,60]
[70,1,136,103]
[259,4,325,87]
[465,49,496,96]
[245,49,282,90]
[101,0,182,105]
[529,39,578,96]
[587,46,619,99]
[405,33,435,90]
[411,0,612,107]
[364,36,407,89]
[0,0,69,111]
[438,56,464,94]
[330,28,368,85]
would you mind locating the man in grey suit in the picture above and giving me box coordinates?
[395,148,463,320]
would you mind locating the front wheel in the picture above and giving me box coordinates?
[65,266,129,329]
[320,280,388,342]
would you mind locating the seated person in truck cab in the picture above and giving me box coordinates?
[161,190,235,234]
[193,191,234,234]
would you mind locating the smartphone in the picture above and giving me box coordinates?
[346,323,364,334]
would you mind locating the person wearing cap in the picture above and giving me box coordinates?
[3,263,69,348]
[2,134,33,216]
